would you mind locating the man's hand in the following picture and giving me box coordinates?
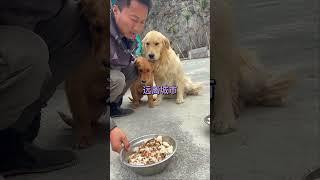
[110,127,130,153]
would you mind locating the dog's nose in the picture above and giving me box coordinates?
[141,80,146,84]
[148,54,155,59]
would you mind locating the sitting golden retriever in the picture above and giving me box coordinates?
[128,57,155,108]
[142,30,202,105]
[212,0,295,134]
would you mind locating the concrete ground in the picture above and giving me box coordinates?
[110,58,210,179]
[4,58,210,180]
[214,0,320,179]
[6,88,109,180]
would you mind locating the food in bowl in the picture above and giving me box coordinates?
[128,136,173,165]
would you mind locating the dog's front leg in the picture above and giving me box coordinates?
[130,86,140,108]
[154,93,163,105]
[153,79,163,105]
[147,94,155,108]
[176,80,185,104]
[212,74,238,134]
[211,0,239,134]
[65,78,93,149]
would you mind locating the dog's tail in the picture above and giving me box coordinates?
[57,111,74,127]
[256,71,296,106]
[184,76,202,95]
[237,48,296,106]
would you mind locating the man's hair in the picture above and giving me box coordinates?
[114,0,152,13]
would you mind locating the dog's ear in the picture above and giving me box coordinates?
[135,58,141,68]
[162,36,170,50]
[141,38,147,55]
[142,37,148,46]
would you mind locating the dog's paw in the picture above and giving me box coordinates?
[153,99,161,106]
[132,102,139,109]
[148,103,155,108]
[74,136,93,149]
[176,98,184,104]
[212,119,236,134]
[154,101,161,106]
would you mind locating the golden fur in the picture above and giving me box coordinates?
[142,30,202,105]
[128,57,155,108]
[212,0,295,134]
[58,0,109,148]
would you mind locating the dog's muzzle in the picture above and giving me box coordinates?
[147,53,157,63]
[148,53,155,59]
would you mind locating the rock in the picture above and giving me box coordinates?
[143,0,210,58]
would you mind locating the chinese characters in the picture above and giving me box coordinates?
[143,86,177,95]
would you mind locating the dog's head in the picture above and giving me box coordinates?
[142,31,170,61]
[135,56,153,85]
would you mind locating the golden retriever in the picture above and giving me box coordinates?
[142,30,202,105]
[58,0,109,148]
[212,0,295,134]
[128,57,155,108]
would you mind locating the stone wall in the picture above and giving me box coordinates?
[143,0,210,58]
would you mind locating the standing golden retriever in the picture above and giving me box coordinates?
[142,30,202,104]
[58,0,109,148]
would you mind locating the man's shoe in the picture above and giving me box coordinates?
[110,107,134,118]
[305,168,320,180]
[1,143,78,177]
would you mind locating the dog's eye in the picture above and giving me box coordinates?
[155,43,159,46]
[139,69,143,73]
[146,43,149,46]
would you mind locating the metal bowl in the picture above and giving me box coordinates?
[204,115,210,125]
[119,134,177,176]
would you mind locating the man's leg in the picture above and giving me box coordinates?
[110,68,135,117]
[110,62,138,117]
[119,61,138,101]
[305,168,320,180]
[110,69,126,102]
[0,26,76,176]
[110,97,125,117]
